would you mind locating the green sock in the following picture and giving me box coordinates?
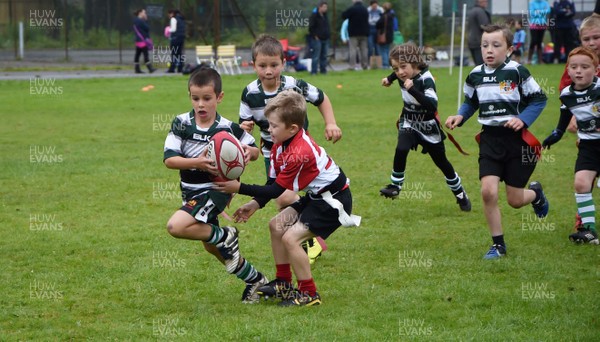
[234,259,261,283]
[206,224,224,245]
[576,193,596,233]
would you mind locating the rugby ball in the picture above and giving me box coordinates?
[206,131,246,180]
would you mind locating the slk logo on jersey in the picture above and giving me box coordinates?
[499,80,516,93]
[483,76,497,83]
[192,133,210,141]
[577,96,592,104]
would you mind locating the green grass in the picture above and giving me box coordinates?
[1,65,599,340]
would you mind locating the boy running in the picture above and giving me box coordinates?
[239,34,342,263]
[543,47,600,244]
[445,24,549,259]
[215,90,360,306]
[379,43,471,211]
[164,67,267,303]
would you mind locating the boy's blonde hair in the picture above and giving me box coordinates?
[264,90,306,128]
[389,43,427,69]
[251,34,285,62]
[482,24,513,48]
[579,15,600,35]
[567,46,599,67]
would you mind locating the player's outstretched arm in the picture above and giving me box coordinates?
[317,93,342,143]
[213,179,241,194]
[232,200,261,223]
[445,115,464,130]
[242,144,260,163]
[239,120,255,133]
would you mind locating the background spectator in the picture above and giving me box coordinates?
[342,0,370,70]
[467,0,491,65]
[376,2,395,68]
[309,1,331,75]
[552,0,577,63]
[133,8,155,74]
[167,9,186,73]
[368,1,383,59]
[528,0,551,64]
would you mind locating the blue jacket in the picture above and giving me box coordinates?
[133,17,149,42]
[528,0,551,27]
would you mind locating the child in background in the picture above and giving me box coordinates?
[556,13,600,229]
[216,90,359,307]
[380,43,471,212]
[163,67,267,303]
[512,19,526,63]
[542,47,600,244]
[239,34,342,263]
[445,24,549,259]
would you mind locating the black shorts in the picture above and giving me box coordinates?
[289,187,352,239]
[575,139,600,174]
[397,127,446,155]
[478,126,537,188]
[179,190,231,225]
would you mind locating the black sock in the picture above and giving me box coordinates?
[492,235,505,247]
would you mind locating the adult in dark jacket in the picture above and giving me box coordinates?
[133,8,156,74]
[167,9,186,73]
[342,0,369,70]
[467,0,491,65]
[376,2,395,68]
[552,0,577,63]
[309,1,331,75]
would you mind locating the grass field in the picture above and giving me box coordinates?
[1,64,599,341]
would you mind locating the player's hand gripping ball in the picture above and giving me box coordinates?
[206,131,246,180]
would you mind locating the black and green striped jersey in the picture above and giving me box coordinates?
[164,111,256,199]
[239,75,324,157]
[463,59,547,126]
[397,68,443,144]
[559,77,600,140]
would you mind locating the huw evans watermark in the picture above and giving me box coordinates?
[30,77,63,96]
[399,250,433,268]
[152,45,187,67]
[152,182,180,200]
[275,10,309,27]
[521,282,556,300]
[152,250,187,268]
[152,318,187,337]
[521,213,555,232]
[29,9,63,29]
[30,213,63,231]
[30,145,63,163]
[399,318,433,336]
[397,182,432,200]
[30,280,63,300]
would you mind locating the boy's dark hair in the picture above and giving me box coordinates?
[188,66,222,94]
[389,43,428,69]
[482,24,513,48]
[370,0,378,5]
[318,0,328,7]
[264,90,306,128]
[251,34,284,62]
[134,8,144,16]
